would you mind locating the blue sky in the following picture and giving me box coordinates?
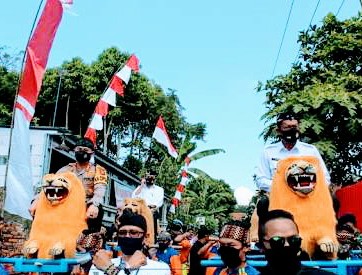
[1,1,360,198]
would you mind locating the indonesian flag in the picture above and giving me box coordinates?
[4,0,64,219]
[152,116,178,159]
[85,55,139,145]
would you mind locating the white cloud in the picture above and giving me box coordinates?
[234,186,255,205]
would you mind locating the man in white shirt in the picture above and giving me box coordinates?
[132,171,164,239]
[255,112,331,192]
[255,112,331,218]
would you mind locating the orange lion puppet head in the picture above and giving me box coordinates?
[23,172,87,259]
[285,159,317,197]
[269,156,338,259]
[117,198,155,245]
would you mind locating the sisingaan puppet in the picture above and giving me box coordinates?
[269,156,338,259]
[23,172,87,259]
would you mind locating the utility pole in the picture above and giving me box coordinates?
[52,69,66,127]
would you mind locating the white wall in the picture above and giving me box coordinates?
[0,128,57,188]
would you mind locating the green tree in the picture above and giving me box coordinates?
[0,66,18,125]
[175,176,237,230]
[0,46,22,126]
[150,128,225,197]
[257,13,362,184]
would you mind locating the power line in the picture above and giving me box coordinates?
[271,0,296,78]
[293,0,321,64]
[308,0,321,27]
[336,0,346,16]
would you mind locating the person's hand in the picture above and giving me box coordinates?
[127,250,147,269]
[87,204,99,219]
[92,249,112,271]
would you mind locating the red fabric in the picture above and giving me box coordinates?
[18,0,63,109]
[336,180,362,231]
[185,157,191,165]
[126,54,140,72]
[109,75,124,96]
[84,128,97,145]
[172,198,180,207]
[15,102,33,122]
[176,184,185,193]
[181,170,187,178]
[84,56,139,144]
[94,100,109,116]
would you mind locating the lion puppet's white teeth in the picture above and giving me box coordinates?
[46,193,63,201]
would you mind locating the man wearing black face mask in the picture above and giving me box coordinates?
[259,209,334,275]
[132,170,164,240]
[152,231,182,275]
[256,112,330,193]
[29,138,108,223]
[253,112,331,225]
[91,211,170,275]
[214,220,259,275]
[56,138,108,222]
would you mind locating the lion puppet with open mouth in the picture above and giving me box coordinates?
[23,172,87,259]
[269,156,338,259]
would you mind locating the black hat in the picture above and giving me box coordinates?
[75,137,95,150]
[117,210,147,232]
[276,112,299,126]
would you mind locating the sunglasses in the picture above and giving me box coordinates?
[118,230,145,238]
[263,235,302,250]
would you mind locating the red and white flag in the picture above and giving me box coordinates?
[84,55,139,145]
[152,116,178,159]
[4,0,64,219]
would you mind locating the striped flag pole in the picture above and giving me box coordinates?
[84,54,139,145]
[169,157,191,214]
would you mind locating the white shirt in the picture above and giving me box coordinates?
[89,257,170,275]
[131,184,164,209]
[255,140,331,192]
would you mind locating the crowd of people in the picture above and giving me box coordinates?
[4,111,357,275]
[79,209,362,275]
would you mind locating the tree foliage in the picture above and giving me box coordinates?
[0,46,22,125]
[174,176,237,230]
[257,13,362,184]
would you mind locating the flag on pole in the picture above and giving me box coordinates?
[4,0,65,219]
[84,55,139,145]
[169,157,191,213]
[152,116,178,159]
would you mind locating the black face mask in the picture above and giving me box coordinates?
[158,242,169,252]
[280,128,299,144]
[118,237,144,255]
[265,246,301,274]
[75,151,91,163]
[218,246,242,269]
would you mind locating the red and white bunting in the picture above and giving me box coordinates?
[169,157,191,214]
[84,55,139,145]
[4,0,64,219]
[152,116,178,159]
